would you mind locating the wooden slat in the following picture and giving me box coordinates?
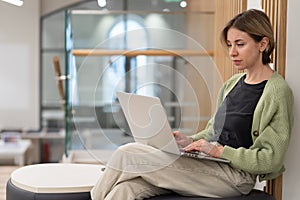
[262,0,287,78]
[276,0,287,77]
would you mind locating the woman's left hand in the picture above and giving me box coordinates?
[183,139,224,158]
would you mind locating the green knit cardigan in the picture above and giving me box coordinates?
[191,72,294,181]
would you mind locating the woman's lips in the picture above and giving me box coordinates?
[232,60,241,65]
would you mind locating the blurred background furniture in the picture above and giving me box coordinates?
[0,139,31,166]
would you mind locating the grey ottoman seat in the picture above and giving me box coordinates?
[6,179,90,200]
[6,163,103,200]
[6,163,275,200]
[6,178,275,200]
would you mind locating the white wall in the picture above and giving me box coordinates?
[247,0,262,10]
[283,0,300,199]
[0,0,40,131]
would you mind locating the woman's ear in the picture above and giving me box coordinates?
[260,37,270,52]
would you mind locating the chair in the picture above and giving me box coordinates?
[52,56,65,110]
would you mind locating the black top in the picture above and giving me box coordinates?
[214,75,267,148]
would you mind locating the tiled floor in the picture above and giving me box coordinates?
[0,166,19,200]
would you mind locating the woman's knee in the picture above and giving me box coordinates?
[108,143,151,167]
[105,181,136,199]
[117,142,156,153]
[118,142,140,151]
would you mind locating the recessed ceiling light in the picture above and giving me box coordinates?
[1,0,23,6]
[180,1,187,8]
[97,0,106,8]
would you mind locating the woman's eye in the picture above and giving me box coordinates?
[227,43,232,47]
[237,43,245,47]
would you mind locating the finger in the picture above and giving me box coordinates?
[173,131,178,136]
[183,143,196,152]
[182,144,191,151]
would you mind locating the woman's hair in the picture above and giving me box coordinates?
[221,9,275,64]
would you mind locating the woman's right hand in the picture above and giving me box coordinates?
[173,131,193,148]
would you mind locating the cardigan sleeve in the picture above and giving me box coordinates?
[220,75,294,181]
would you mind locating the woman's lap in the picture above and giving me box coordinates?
[91,143,256,199]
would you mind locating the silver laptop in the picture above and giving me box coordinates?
[116,91,229,163]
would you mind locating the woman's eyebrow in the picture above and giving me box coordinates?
[227,39,245,43]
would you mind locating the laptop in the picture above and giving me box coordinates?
[116,91,230,163]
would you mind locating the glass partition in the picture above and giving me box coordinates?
[41,11,66,131]
[64,8,216,160]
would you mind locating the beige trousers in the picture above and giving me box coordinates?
[90,143,256,200]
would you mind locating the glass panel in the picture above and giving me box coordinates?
[41,11,66,132]
[64,8,216,159]
[69,11,213,50]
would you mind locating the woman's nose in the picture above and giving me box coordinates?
[229,46,238,57]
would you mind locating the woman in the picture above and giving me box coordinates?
[91,9,294,200]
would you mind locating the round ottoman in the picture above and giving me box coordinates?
[6,163,104,200]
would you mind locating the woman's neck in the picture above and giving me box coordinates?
[244,65,274,84]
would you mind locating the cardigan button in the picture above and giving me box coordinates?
[253,130,259,137]
[260,174,266,178]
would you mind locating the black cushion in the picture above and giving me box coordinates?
[6,179,91,200]
[7,178,275,200]
[147,190,275,200]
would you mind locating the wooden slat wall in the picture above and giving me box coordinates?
[214,0,247,82]
[212,0,247,110]
[261,0,287,78]
[266,174,283,200]
[261,2,287,199]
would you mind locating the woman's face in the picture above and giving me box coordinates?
[226,27,263,71]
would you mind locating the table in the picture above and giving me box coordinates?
[0,139,31,166]
[22,130,65,163]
